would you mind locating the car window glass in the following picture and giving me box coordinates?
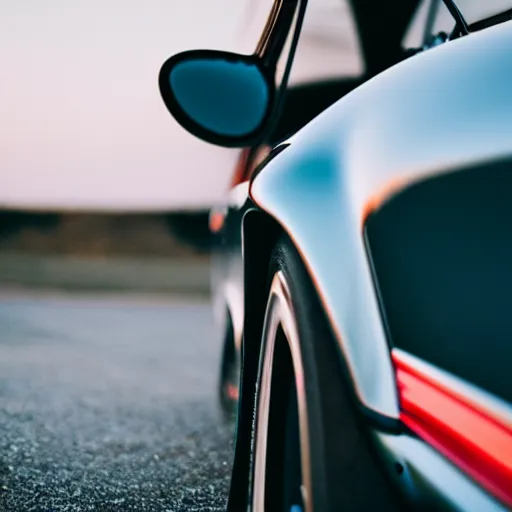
[403,0,512,49]
[402,0,453,48]
[283,0,364,85]
[236,0,276,55]
[456,0,512,24]
[239,0,364,87]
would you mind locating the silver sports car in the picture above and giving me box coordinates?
[158,0,512,510]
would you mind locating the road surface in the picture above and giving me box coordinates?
[0,292,234,511]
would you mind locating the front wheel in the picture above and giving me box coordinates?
[248,235,404,511]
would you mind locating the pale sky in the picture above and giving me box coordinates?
[0,0,360,211]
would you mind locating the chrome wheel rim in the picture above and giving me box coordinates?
[252,271,312,512]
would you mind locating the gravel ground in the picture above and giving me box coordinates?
[0,292,234,512]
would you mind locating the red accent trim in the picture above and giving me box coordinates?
[230,148,252,188]
[209,211,226,233]
[225,383,239,401]
[229,145,272,188]
[392,351,512,508]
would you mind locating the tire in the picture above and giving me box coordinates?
[218,313,240,419]
[248,234,404,511]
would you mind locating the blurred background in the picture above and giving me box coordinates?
[1,0,251,292]
[0,0,364,293]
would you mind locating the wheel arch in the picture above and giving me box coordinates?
[229,203,398,512]
[248,140,400,422]
[241,199,400,430]
[241,208,282,380]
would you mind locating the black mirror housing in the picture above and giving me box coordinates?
[158,50,276,148]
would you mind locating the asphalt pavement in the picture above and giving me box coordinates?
[0,292,234,512]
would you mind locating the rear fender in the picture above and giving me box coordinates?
[250,140,399,420]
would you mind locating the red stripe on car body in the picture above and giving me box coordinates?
[392,350,512,508]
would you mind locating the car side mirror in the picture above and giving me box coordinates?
[158,50,276,148]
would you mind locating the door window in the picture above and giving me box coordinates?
[403,0,512,49]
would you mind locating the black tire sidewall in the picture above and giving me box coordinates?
[257,234,403,512]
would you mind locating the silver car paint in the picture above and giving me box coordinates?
[374,432,508,512]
